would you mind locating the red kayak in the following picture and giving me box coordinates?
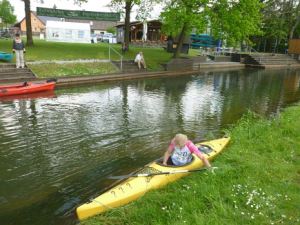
[0,90,56,102]
[0,81,56,97]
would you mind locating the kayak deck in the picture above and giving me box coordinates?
[76,137,230,220]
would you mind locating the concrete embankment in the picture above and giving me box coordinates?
[56,65,245,88]
[0,62,245,87]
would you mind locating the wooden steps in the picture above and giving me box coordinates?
[0,63,36,82]
[112,60,147,73]
[246,54,300,67]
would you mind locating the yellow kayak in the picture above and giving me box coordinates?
[76,137,230,220]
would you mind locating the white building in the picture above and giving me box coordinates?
[46,21,91,43]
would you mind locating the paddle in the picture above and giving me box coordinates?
[108,167,218,180]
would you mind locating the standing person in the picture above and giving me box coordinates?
[163,133,211,168]
[122,42,128,53]
[12,33,26,68]
[167,35,173,52]
[134,52,146,69]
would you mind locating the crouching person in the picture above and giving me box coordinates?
[134,52,146,69]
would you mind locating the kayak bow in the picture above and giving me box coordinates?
[0,81,56,97]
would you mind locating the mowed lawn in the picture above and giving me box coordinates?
[0,39,178,77]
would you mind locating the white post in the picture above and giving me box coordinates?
[121,56,123,71]
[109,44,111,61]
[142,20,148,42]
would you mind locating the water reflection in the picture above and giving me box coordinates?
[0,69,299,225]
[0,90,56,103]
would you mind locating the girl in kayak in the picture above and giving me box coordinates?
[163,134,211,167]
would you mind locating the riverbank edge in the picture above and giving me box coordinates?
[80,103,300,225]
[55,65,246,88]
[1,65,246,87]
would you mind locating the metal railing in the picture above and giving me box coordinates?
[248,47,262,63]
[108,44,123,71]
[248,47,295,65]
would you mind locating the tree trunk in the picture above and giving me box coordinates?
[24,0,33,46]
[273,38,278,53]
[124,0,132,50]
[277,39,281,53]
[257,37,262,52]
[173,23,188,58]
[289,15,300,39]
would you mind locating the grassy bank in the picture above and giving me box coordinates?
[29,62,118,78]
[81,104,300,225]
[0,39,176,76]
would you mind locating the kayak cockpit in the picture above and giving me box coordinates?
[154,144,213,167]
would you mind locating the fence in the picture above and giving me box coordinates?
[288,39,300,54]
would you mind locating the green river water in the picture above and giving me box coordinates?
[0,68,300,225]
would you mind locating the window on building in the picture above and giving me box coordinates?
[65,30,72,39]
[78,30,84,38]
[51,30,60,38]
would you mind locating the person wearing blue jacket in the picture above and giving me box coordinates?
[12,33,26,68]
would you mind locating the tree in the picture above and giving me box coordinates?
[161,0,207,58]
[209,0,262,47]
[161,0,262,58]
[78,0,137,49]
[263,0,300,40]
[257,0,300,52]
[135,0,155,21]
[287,0,300,39]
[23,0,87,46]
[109,0,141,50]
[109,0,157,49]
[0,0,17,29]
[23,0,33,46]
[290,12,300,39]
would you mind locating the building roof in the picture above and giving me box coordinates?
[16,11,44,26]
[116,19,162,28]
[17,11,121,31]
[65,19,118,30]
[46,21,90,29]
[38,15,62,24]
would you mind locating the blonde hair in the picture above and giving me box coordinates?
[174,134,188,148]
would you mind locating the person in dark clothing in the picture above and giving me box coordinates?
[167,36,174,52]
[12,33,26,68]
[122,43,128,53]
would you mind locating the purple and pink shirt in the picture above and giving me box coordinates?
[169,140,201,166]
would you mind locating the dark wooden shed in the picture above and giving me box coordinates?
[116,20,166,43]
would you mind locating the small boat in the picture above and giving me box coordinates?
[0,80,56,97]
[76,137,230,220]
[0,90,56,102]
[0,51,13,62]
